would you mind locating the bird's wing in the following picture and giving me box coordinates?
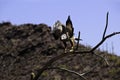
[66,16,74,37]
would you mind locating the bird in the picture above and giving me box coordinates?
[52,16,75,52]
[65,15,75,52]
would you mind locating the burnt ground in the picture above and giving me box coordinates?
[0,22,120,80]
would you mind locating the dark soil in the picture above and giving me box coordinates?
[0,22,120,80]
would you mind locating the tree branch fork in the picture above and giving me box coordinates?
[31,12,120,80]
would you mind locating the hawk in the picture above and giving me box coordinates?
[52,16,75,52]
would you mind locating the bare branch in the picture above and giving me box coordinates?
[31,12,120,80]
[32,53,72,80]
[32,30,120,80]
[92,52,109,66]
[91,32,120,52]
[105,32,120,39]
[102,12,109,39]
[47,67,87,80]
[46,58,100,77]
[76,31,81,50]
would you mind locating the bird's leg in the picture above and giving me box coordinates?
[63,41,67,53]
[69,37,75,52]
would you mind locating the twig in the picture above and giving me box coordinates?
[47,59,100,77]
[91,32,120,52]
[80,61,100,76]
[47,67,87,80]
[76,31,81,50]
[92,52,109,66]
[103,12,109,39]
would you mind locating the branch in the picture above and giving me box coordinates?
[103,12,109,39]
[46,58,100,77]
[47,67,87,80]
[32,31,120,80]
[31,12,120,80]
[32,53,73,80]
[92,52,109,66]
[76,31,81,50]
[91,32,120,52]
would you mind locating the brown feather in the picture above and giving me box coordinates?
[66,16,74,38]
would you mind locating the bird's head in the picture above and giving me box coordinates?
[52,20,63,40]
